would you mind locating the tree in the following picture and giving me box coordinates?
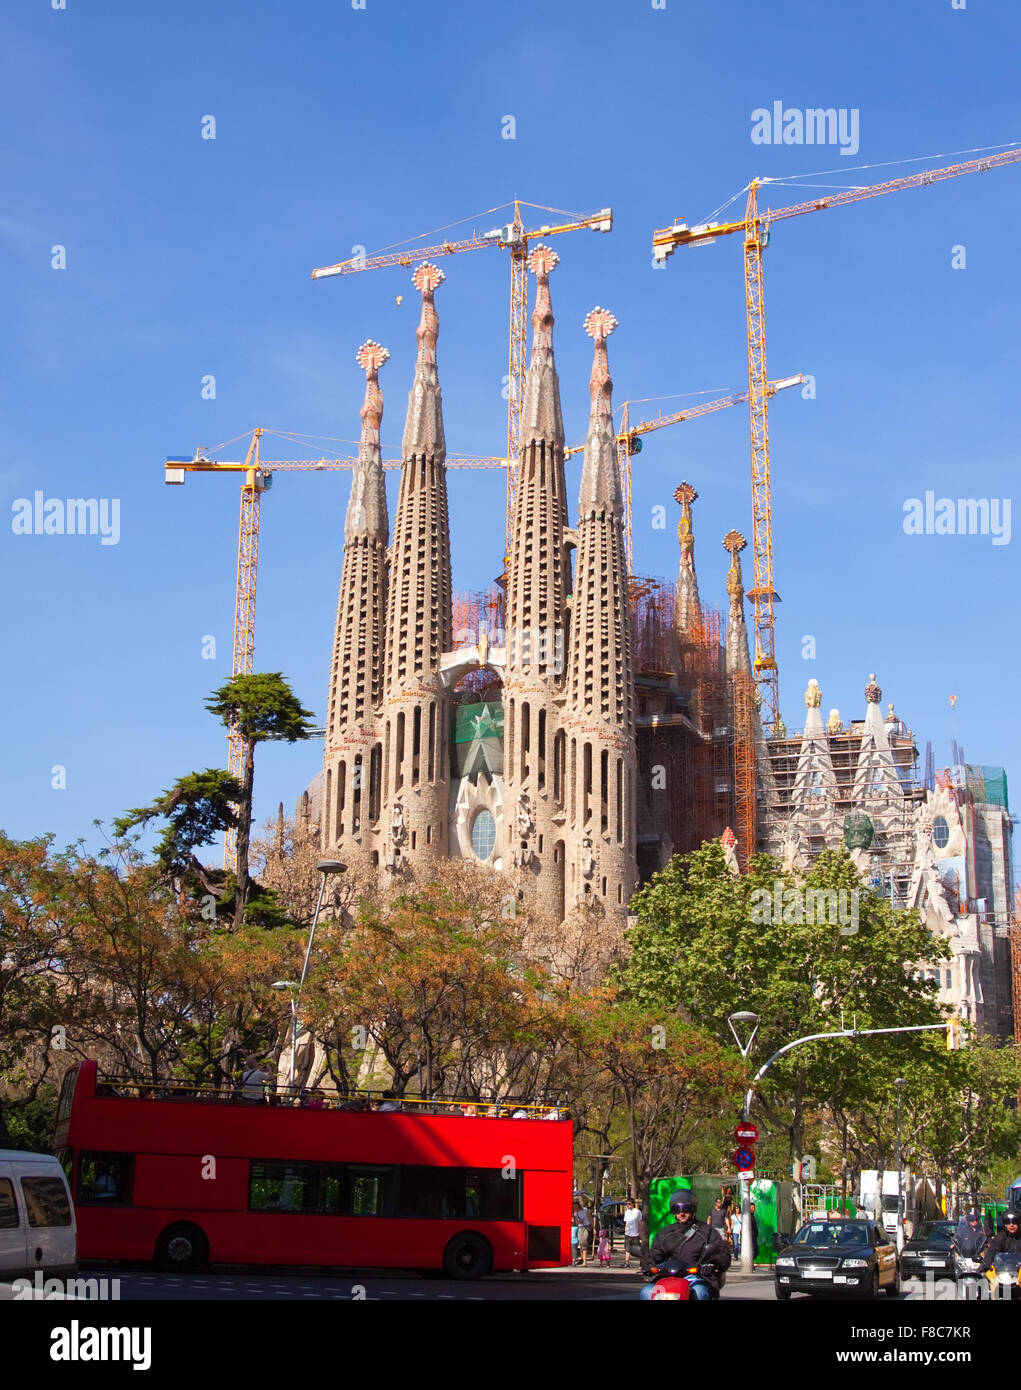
[113,768,242,895]
[205,674,316,927]
[621,842,947,1162]
[0,833,72,1145]
[563,990,746,1219]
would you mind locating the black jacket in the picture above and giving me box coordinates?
[951,1223,985,1259]
[647,1221,731,1286]
[978,1229,1021,1272]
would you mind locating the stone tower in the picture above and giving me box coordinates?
[563,307,638,914]
[323,339,390,851]
[501,245,572,921]
[380,263,453,870]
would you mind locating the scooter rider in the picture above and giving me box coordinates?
[977,1210,1021,1273]
[952,1210,986,1259]
[645,1193,731,1293]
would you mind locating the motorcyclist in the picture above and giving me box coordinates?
[951,1209,986,1259]
[977,1210,1021,1273]
[645,1193,731,1294]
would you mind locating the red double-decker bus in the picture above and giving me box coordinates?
[54,1061,571,1278]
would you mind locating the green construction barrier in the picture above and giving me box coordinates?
[649,1176,795,1266]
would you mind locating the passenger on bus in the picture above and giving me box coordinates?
[375,1091,401,1113]
[239,1057,271,1104]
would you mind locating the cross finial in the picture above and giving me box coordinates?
[583,306,617,340]
[412,262,444,293]
[723,529,747,557]
[674,482,698,508]
[528,244,559,277]
[356,340,390,374]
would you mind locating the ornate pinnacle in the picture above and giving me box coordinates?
[356,340,389,444]
[805,678,822,709]
[527,244,558,363]
[584,306,617,341]
[675,482,698,556]
[528,244,559,277]
[411,262,443,369]
[584,306,616,415]
[723,529,747,601]
[865,673,882,704]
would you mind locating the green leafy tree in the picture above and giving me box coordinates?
[113,768,242,894]
[204,673,316,928]
[621,842,947,1162]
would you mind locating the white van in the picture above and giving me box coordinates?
[0,1151,77,1280]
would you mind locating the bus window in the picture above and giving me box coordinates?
[79,1152,134,1206]
[465,1169,521,1222]
[249,1162,316,1214]
[348,1166,397,1217]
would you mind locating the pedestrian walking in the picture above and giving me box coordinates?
[731,1204,743,1258]
[748,1201,760,1263]
[623,1197,642,1270]
[575,1196,593,1267]
[597,1228,612,1266]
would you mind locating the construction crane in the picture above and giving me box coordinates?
[165,430,505,869]
[652,143,1021,735]
[311,201,613,547]
[563,373,804,571]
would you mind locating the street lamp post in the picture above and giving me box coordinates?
[895,1077,908,1253]
[728,1011,760,1277]
[271,859,346,1096]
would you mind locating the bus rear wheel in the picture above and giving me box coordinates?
[155,1222,208,1273]
[442,1232,493,1280]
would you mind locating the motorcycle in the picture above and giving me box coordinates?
[952,1251,984,1301]
[986,1252,1021,1299]
[639,1259,720,1301]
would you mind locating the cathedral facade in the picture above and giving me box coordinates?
[320,252,637,929]
[309,254,1014,1035]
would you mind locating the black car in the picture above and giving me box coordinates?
[899,1220,957,1282]
[775,1218,899,1300]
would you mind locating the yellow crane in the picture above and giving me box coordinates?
[564,373,804,571]
[652,143,1021,734]
[311,201,613,547]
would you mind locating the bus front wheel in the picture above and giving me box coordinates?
[155,1222,208,1273]
[443,1232,493,1280]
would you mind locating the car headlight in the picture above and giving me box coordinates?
[776,1256,795,1267]
[841,1258,869,1268]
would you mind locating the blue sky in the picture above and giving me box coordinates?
[1,0,1018,869]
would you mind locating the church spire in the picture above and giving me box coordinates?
[578,307,621,514]
[519,244,564,448]
[673,482,701,640]
[723,529,752,677]
[401,262,446,460]
[345,340,389,543]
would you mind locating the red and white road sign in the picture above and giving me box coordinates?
[734,1121,759,1144]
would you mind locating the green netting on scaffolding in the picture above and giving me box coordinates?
[965,765,1008,809]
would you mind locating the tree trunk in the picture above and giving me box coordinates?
[234,739,255,930]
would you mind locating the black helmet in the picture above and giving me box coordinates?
[1004,1210,1020,1226]
[965,1209,981,1223]
[670,1192,697,1217]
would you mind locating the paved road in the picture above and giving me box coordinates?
[5,1266,789,1301]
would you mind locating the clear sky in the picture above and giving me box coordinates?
[2,0,1018,869]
